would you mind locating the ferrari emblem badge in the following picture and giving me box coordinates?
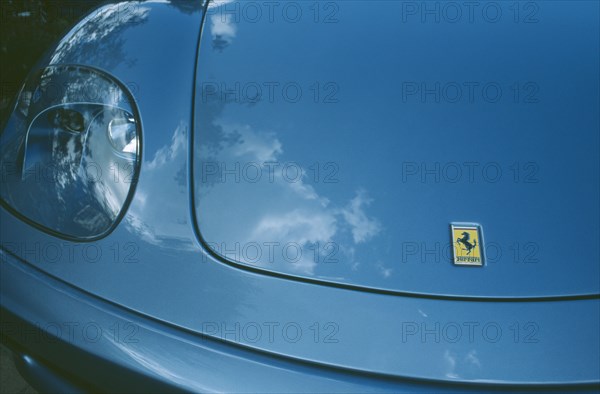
[451,223,484,266]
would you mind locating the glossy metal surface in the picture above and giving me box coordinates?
[3,242,600,388]
[1,0,599,389]
[8,251,597,394]
[194,0,600,297]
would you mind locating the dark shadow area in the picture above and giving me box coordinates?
[0,343,37,394]
[1,1,103,122]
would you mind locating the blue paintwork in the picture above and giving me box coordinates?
[1,0,599,391]
[2,249,600,392]
[194,0,600,297]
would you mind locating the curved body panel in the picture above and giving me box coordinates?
[1,0,598,390]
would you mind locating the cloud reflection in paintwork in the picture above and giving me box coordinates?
[49,2,150,69]
[197,118,382,275]
[125,121,197,250]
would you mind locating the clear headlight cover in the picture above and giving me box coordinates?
[0,65,141,240]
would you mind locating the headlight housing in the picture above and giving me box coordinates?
[0,65,141,240]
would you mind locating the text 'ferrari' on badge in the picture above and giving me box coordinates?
[451,223,484,266]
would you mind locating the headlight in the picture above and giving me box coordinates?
[0,65,141,240]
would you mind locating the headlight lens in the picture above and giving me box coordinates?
[0,65,141,240]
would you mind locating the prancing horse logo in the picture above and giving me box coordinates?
[450,223,484,266]
[456,231,477,255]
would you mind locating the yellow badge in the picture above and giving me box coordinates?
[451,224,484,266]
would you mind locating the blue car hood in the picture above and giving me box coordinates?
[193,1,599,298]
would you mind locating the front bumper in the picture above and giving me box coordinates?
[1,249,599,393]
